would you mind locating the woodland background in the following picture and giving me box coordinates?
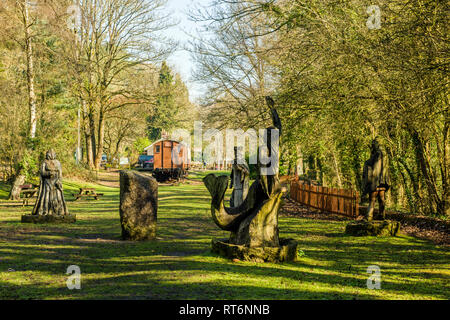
[0,0,448,216]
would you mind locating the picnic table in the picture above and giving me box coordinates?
[19,184,39,206]
[72,188,104,201]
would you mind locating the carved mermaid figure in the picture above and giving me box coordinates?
[203,96,283,247]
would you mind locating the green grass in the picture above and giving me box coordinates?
[186,170,231,182]
[0,177,448,300]
[0,182,10,199]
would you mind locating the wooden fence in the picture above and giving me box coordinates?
[290,180,359,218]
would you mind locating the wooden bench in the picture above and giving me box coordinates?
[19,184,39,206]
[72,188,104,201]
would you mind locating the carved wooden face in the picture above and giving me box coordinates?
[371,140,380,155]
[46,149,56,160]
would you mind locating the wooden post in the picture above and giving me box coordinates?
[307,184,311,207]
[316,186,319,211]
[333,188,338,215]
[339,189,345,215]
[318,186,323,212]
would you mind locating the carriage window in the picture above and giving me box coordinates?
[155,145,160,153]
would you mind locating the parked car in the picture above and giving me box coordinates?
[100,154,108,167]
[137,155,154,169]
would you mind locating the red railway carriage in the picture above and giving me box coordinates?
[144,139,190,182]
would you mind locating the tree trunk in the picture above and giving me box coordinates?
[8,173,25,200]
[11,2,36,202]
[85,131,94,168]
[351,140,362,192]
[94,110,105,169]
[82,101,95,168]
[313,157,319,181]
[442,118,449,215]
[410,128,443,215]
[295,146,304,176]
[332,150,343,188]
[21,1,37,138]
[398,157,420,200]
[89,112,96,167]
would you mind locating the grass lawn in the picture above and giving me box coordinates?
[0,172,448,300]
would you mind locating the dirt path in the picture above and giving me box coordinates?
[95,170,194,188]
[96,170,120,188]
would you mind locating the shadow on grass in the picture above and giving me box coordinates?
[1,236,448,300]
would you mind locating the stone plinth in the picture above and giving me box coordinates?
[120,171,158,241]
[21,214,76,224]
[345,220,401,236]
[212,238,298,263]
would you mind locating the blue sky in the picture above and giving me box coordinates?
[164,0,212,103]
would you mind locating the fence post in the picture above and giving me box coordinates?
[318,186,323,212]
[340,189,345,215]
[290,181,293,200]
[302,183,305,205]
[300,183,303,204]
[307,184,311,208]
[316,186,319,211]
[298,182,301,203]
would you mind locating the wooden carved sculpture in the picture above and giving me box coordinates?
[362,139,391,221]
[203,97,284,248]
